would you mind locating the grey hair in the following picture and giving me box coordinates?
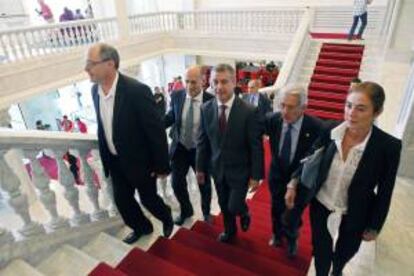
[280,84,308,107]
[98,43,120,69]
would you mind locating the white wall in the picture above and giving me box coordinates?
[194,0,388,9]
[389,0,414,54]
[197,56,236,67]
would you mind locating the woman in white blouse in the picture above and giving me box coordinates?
[285,82,402,276]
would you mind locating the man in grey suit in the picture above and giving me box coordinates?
[196,64,264,243]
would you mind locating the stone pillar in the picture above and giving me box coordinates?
[114,0,130,41]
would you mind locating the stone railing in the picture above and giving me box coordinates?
[0,17,118,63]
[0,130,118,251]
[129,9,304,35]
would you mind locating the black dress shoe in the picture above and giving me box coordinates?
[122,228,153,244]
[287,239,297,258]
[217,232,236,243]
[240,213,251,232]
[269,235,282,247]
[174,214,192,226]
[163,220,174,238]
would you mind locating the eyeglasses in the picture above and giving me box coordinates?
[85,59,109,69]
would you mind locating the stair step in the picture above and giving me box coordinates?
[37,245,99,276]
[89,262,127,276]
[314,66,359,77]
[308,99,345,112]
[117,247,194,276]
[308,82,350,93]
[148,237,255,275]
[172,228,301,275]
[305,108,343,121]
[318,52,363,62]
[316,59,361,70]
[191,221,311,272]
[321,45,364,54]
[82,232,132,266]
[1,259,45,276]
[311,74,354,85]
[322,43,364,49]
[308,90,347,102]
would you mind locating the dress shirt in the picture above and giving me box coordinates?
[317,122,372,213]
[278,115,304,163]
[353,0,368,16]
[180,91,203,147]
[216,93,236,121]
[98,72,119,155]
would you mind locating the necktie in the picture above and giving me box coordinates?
[182,98,194,149]
[219,105,227,133]
[280,124,292,169]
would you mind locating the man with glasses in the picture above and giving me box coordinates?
[264,84,323,257]
[86,43,173,244]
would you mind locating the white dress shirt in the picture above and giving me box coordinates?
[98,72,119,155]
[216,93,236,121]
[180,91,203,147]
[279,115,304,163]
[316,122,372,213]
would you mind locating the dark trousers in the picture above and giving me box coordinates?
[171,143,212,217]
[109,155,172,234]
[348,12,368,39]
[310,199,363,276]
[215,176,248,235]
[269,178,303,241]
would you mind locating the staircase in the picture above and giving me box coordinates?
[1,142,313,275]
[305,42,365,121]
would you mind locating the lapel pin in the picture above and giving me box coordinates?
[306,133,310,137]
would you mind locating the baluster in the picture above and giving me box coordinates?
[26,150,69,231]
[1,149,45,238]
[0,35,10,63]
[78,150,109,221]
[9,33,19,62]
[52,149,90,226]
[89,150,118,216]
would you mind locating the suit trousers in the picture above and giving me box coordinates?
[215,175,249,235]
[310,199,364,276]
[269,177,303,241]
[109,155,172,234]
[171,143,212,217]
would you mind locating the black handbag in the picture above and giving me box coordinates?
[300,147,324,190]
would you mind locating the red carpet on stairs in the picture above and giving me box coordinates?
[306,41,365,121]
[89,140,314,275]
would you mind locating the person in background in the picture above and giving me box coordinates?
[348,0,371,40]
[35,0,54,23]
[59,7,74,22]
[196,63,264,243]
[349,77,362,91]
[172,76,185,91]
[265,84,323,258]
[285,82,402,275]
[75,118,88,133]
[242,79,272,120]
[154,86,167,116]
[74,9,85,20]
[60,115,74,132]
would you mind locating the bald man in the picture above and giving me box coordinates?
[86,43,173,244]
[242,79,272,119]
[165,66,214,225]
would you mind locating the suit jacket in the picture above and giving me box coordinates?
[92,73,170,178]
[242,93,272,118]
[196,96,264,187]
[293,125,402,233]
[165,89,214,158]
[265,113,324,188]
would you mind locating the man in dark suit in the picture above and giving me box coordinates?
[242,79,272,119]
[165,66,214,225]
[265,84,323,257]
[86,43,173,244]
[196,64,264,243]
